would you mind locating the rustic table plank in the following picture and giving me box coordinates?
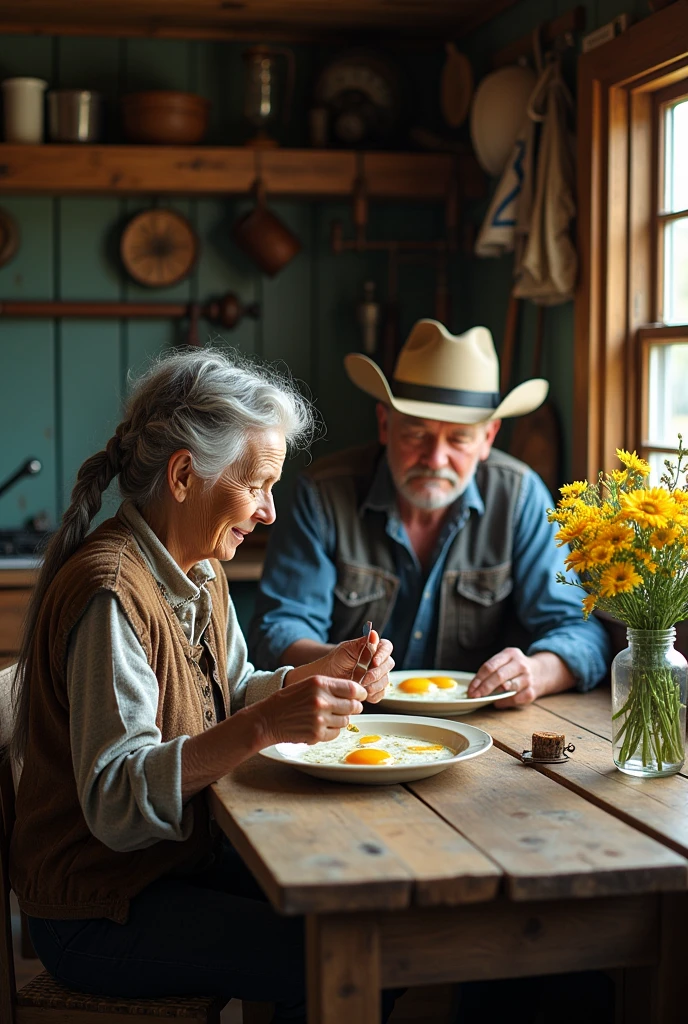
[466,701,688,860]
[375,896,659,988]
[408,743,688,901]
[539,689,688,779]
[540,689,688,782]
[538,686,616,740]
[209,754,500,915]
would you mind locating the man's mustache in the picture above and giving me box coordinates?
[402,468,460,487]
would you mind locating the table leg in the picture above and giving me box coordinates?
[620,968,652,1024]
[306,913,381,1024]
[649,893,687,1024]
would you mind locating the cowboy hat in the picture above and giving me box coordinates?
[344,319,548,425]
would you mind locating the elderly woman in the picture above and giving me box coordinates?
[9,350,394,1021]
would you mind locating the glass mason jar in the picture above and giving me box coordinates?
[612,627,687,777]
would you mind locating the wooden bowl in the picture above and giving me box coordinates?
[121,91,210,145]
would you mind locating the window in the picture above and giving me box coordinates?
[574,4,688,481]
[640,328,688,481]
[640,87,688,482]
[661,96,688,326]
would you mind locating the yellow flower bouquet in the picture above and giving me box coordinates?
[548,442,688,776]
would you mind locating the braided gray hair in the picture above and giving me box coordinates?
[10,348,316,760]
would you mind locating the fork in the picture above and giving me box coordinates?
[350,619,374,685]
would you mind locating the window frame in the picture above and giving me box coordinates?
[654,80,688,325]
[574,0,688,480]
[637,325,688,467]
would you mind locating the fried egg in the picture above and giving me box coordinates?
[394,675,469,701]
[298,730,455,766]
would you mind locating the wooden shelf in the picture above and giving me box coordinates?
[0,548,263,663]
[0,0,518,43]
[0,145,484,201]
[0,545,265,587]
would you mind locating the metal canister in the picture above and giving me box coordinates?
[47,90,102,142]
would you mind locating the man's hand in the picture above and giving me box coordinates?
[467,648,576,707]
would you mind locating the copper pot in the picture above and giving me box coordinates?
[121,91,209,145]
[232,181,301,276]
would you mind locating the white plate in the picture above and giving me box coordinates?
[379,669,515,717]
[259,714,492,785]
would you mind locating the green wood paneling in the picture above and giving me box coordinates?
[124,319,176,382]
[123,39,191,94]
[0,198,57,527]
[261,201,313,378]
[0,34,53,83]
[259,201,314,501]
[311,201,379,463]
[0,198,54,299]
[59,198,122,300]
[193,40,247,147]
[59,319,122,513]
[195,197,259,355]
[0,322,56,528]
[55,35,120,106]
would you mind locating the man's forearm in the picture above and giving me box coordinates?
[281,638,335,671]
[531,651,576,698]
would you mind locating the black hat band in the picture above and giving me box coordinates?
[391,380,501,409]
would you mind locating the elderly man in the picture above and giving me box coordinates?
[249,319,609,704]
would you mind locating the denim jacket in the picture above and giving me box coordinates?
[250,444,610,689]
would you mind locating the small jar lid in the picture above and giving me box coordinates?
[1,77,48,88]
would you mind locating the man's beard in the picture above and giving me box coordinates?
[395,466,471,511]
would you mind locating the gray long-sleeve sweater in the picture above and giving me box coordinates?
[66,501,290,854]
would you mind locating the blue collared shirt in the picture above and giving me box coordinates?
[249,453,610,690]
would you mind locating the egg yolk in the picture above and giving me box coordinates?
[345,748,394,765]
[407,744,445,752]
[358,735,382,745]
[428,676,458,689]
[398,677,434,694]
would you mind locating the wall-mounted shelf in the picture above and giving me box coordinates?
[0,546,265,588]
[0,0,518,43]
[0,145,484,201]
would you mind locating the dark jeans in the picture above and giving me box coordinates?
[28,841,401,1024]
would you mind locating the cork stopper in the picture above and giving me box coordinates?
[531,731,566,760]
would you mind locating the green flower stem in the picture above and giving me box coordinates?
[613,666,685,768]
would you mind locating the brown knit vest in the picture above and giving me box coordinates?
[10,513,230,923]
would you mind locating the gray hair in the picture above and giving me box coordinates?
[10,348,316,760]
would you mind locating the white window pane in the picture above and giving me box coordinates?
[648,342,688,446]
[664,98,688,214]
[648,450,680,486]
[663,216,688,325]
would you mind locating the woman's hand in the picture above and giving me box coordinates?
[257,675,367,746]
[181,675,365,801]
[286,630,394,704]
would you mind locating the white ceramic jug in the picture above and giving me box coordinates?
[2,77,48,143]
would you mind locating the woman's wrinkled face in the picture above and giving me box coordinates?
[188,428,286,562]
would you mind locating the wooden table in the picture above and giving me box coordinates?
[209,689,688,1024]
